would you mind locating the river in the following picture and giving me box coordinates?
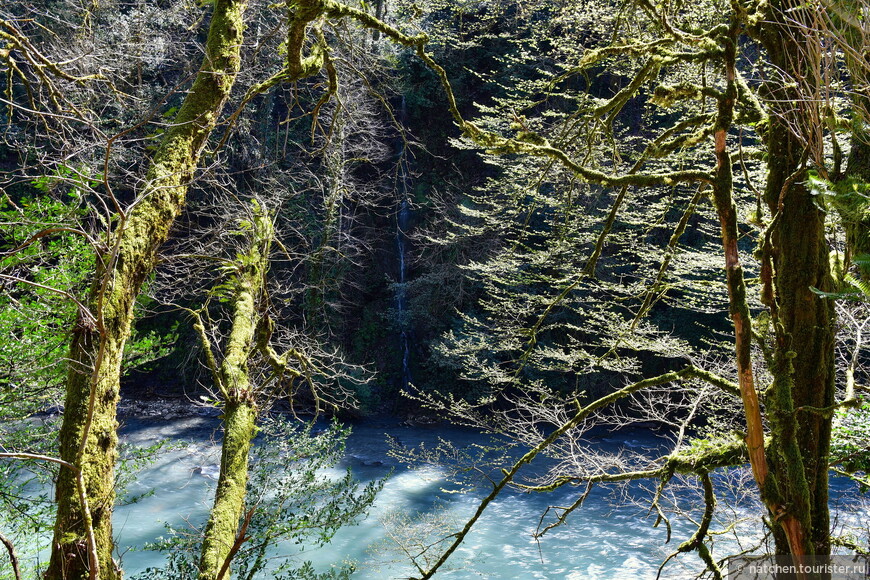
[6,408,868,579]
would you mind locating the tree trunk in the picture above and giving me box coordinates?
[764,131,835,556]
[708,27,811,556]
[758,0,837,556]
[197,401,258,580]
[197,202,273,580]
[709,27,771,512]
[45,2,248,578]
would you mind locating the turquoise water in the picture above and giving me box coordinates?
[5,414,867,579]
[110,416,728,579]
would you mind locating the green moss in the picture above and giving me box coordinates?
[667,435,746,474]
[198,401,259,580]
[197,201,274,580]
[46,1,251,577]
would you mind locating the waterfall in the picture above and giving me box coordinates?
[395,96,412,391]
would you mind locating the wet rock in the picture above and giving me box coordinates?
[192,464,220,479]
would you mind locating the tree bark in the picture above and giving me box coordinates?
[45,2,249,578]
[709,26,770,507]
[708,26,810,556]
[764,123,835,556]
[197,203,273,580]
[757,0,837,556]
[198,401,258,580]
[1,531,22,580]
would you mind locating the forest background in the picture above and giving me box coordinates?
[1,0,870,578]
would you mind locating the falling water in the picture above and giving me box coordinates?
[395,96,412,391]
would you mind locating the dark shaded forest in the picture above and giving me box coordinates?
[1,0,869,578]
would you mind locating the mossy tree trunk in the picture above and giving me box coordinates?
[45,2,249,578]
[756,0,837,556]
[195,202,275,580]
[764,123,835,556]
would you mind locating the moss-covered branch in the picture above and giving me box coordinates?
[0,17,106,117]
[414,46,714,188]
[515,433,747,496]
[218,0,428,150]
[190,309,225,396]
[674,473,723,580]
